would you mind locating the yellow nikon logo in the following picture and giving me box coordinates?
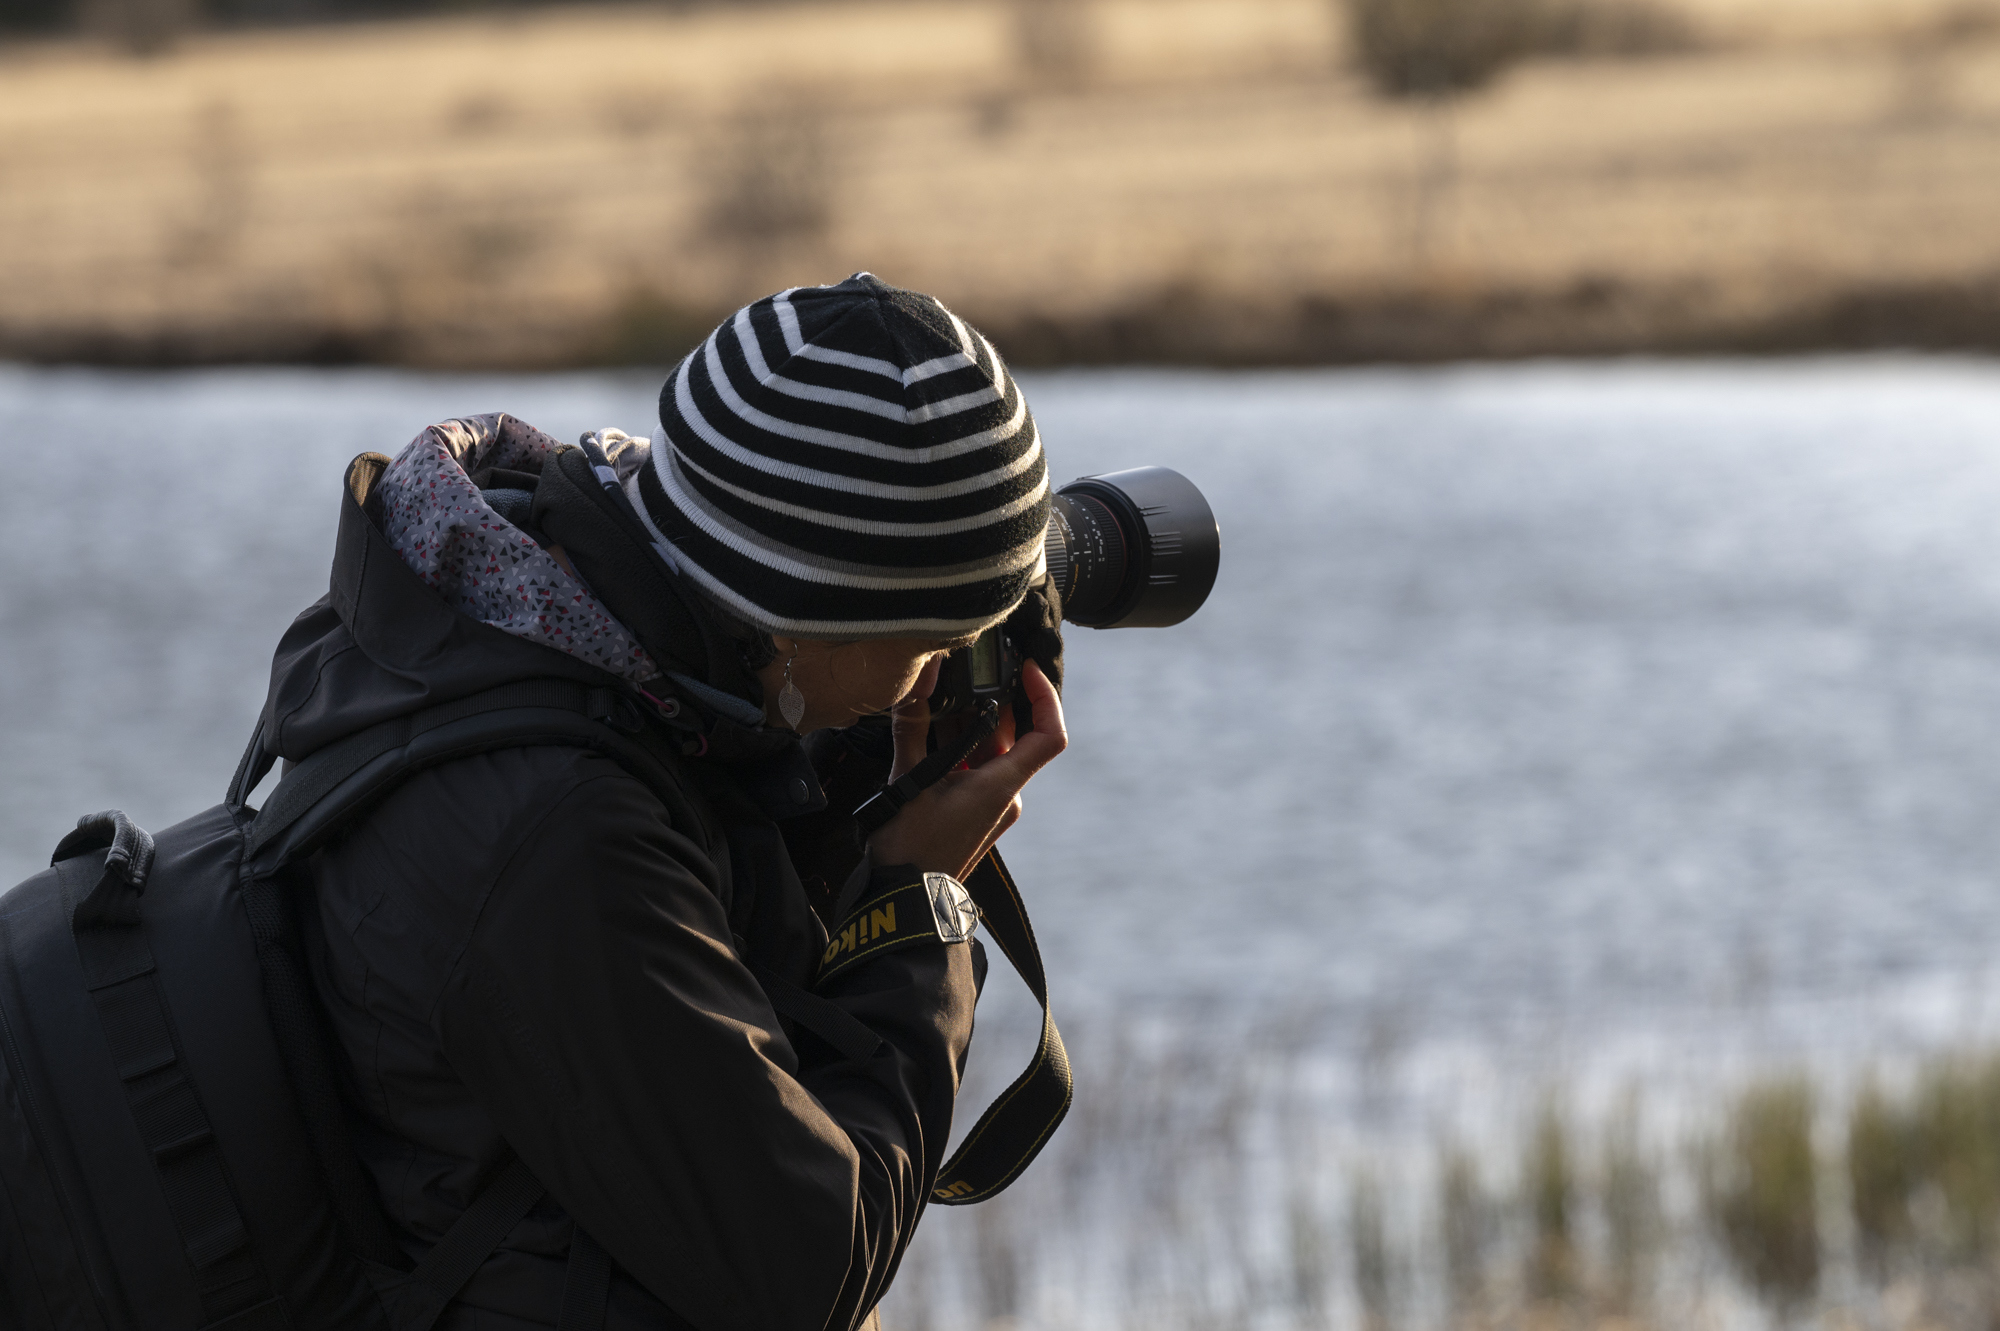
[822,902,898,966]
[934,1180,976,1200]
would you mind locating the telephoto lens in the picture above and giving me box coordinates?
[1046,467,1220,629]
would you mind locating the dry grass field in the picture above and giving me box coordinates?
[2,0,1999,366]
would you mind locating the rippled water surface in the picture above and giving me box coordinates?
[8,357,2000,1086]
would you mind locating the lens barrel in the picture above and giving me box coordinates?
[1044,466,1220,629]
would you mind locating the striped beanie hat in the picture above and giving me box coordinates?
[627,273,1051,641]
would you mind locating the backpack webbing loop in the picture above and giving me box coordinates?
[52,840,279,1329]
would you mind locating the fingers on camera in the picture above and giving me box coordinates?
[1020,662,1068,749]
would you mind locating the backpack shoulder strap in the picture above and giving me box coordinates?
[237,678,692,873]
[387,1156,544,1331]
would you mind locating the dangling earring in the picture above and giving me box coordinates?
[778,644,807,731]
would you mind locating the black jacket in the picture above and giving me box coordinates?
[258,434,980,1331]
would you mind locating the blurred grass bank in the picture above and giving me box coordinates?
[3,0,2000,367]
[886,1025,2000,1331]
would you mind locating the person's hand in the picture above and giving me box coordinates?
[866,659,1066,882]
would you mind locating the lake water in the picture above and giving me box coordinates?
[9,357,2000,1323]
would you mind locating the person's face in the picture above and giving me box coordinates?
[767,635,972,732]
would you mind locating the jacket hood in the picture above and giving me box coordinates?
[258,415,676,760]
[371,414,658,683]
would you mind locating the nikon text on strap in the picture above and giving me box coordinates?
[814,843,1071,1207]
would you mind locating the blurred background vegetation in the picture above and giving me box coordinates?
[889,1020,2000,1330]
[2,0,1998,368]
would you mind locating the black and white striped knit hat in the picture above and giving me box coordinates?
[627,273,1050,641]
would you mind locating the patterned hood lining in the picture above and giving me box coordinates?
[374,413,660,684]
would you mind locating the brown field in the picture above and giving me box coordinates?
[3,0,1999,366]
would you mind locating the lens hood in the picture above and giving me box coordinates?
[1053,466,1220,629]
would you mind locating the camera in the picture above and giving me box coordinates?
[930,466,1221,717]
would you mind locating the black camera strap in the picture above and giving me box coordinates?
[928,846,1071,1205]
[818,699,1073,1205]
[806,844,1069,1206]
[849,700,1002,842]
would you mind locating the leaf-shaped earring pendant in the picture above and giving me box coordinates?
[775,644,809,731]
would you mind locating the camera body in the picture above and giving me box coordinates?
[930,615,1026,719]
[930,466,1220,717]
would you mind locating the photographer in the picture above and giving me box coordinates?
[262,274,1064,1330]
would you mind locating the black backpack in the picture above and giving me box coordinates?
[0,678,676,1331]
